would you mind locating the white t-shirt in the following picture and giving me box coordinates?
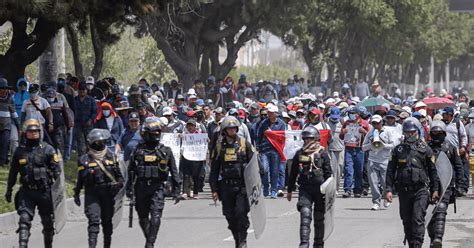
[21,97,50,124]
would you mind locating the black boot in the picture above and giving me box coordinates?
[231,229,240,248]
[299,207,312,248]
[43,230,54,248]
[313,211,324,248]
[18,224,30,248]
[89,232,98,248]
[146,217,161,248]
[139,218,150,239]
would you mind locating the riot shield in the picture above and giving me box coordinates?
[51,150,67,234]
[425,151,453,226]
[112,153,127,229]
[320,177,336,241]
[244,153,266,239]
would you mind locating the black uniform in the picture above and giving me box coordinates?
[6,142,61,248]
[288,147,332,248]
[209,136,254,248]
[386,141,439,248]
[427,141,466,244]
[128,142,180,248]
[74,150,124,248]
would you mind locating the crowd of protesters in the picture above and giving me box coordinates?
[0,72,471,209]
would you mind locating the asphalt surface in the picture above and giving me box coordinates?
[1,190,474,248]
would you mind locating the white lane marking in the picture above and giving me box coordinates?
[277,209,298,217]
[223,229,254,241]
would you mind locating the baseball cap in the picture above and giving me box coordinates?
[214,107,224,114]
[86,76,95,85]
[267,104,278,113]
[412,112,423,119]
[162,107,173,116]
[329,107,341,120]
[386,110,397,118]
[442,107,454,115]
[282,112,290,119]
[129,112,140,121]
[309,107,321,115]
[371,114,383,123]
[176,94,185,100]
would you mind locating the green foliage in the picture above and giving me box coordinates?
[229,64,304,83]
[0,29,11,56]
[66,27,175,85]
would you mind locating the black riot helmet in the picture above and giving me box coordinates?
[87,128,111,151]
[141,117,162,144]
[402,117,421,143]
[430,120,447,144]
[301,126,320,140]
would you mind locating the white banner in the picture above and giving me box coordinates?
[182,133,208,161]
[283,130,303,160]
[160,133,182,170]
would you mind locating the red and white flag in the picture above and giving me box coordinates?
[264,130,330,161]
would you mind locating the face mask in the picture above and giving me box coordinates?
[47,97,55,103]
[330,118,339,124]
[443,119,450,124]
[86,84,94,90]
[405,133,419,143]
[349,114,357,121]
[30,93,38,99]
[297,118,305,123]
[103,110,111,117]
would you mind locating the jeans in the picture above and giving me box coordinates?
[343,147,365,194]
[260,150,281,196]
[368,160,387,205]
[277,161,286,191]
[63,128,73,161]
[0,129,10,165]
[462,157,470,191]
[74,125,92,157]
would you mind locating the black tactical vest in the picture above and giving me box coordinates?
[297,151,324,186]
[218,137,247,180]
[394,143,429,187]
[134,145,169,182]
[18,144,55,187]
[78,153,120,187]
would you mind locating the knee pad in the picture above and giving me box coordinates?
[300,207,312,225]
[435,202,448,213]
[18,212,32,227]
[150,216,161,227]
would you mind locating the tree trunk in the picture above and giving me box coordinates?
[90,16,104,80]
[0,18,60,86]
[200,47,210,81]
[39,36,58,83]
[65,24,84,78]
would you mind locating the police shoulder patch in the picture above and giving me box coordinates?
[78,166,85,171]
[53,153,60,163]
[19,159,27,165]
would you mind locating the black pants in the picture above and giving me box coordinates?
[428,188,452,244]
[84,187,115,247]
[398,187,429,247]
[219,182,250,246]
[182,158,204,195]
[297,185,325,248]
[135,181,165,246]
[15,187,54,247]
[49,126,65,154]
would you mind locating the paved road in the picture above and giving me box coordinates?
[1,191,474,248]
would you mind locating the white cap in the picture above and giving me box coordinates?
[418,109,427,117]
[267,104,279,113]
[351,96,360,103]
[402,106,412,113]
[86,76,95,85]
[162,107,173,116]
[333,91,339,97]
[318,103,326,109]
[187,88,196,95]
[158,117,169,126]
[150,95,159,103]
[188,94,197,99]
[325,98,336,104]
[414,101,427,108]
[371,114,383,123]
[282,112,290,118]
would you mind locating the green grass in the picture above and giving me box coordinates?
[0,153,79,214]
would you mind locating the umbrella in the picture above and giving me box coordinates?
[422,97,455,110]
[357,97,392,108]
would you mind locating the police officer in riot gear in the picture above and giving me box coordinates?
[5,119,61,248]
[427,121,466,248]
[210,116,254,248]
[74,129,124,248]
[127,117,180,248]
[386,117,440,248]
[287,126,332,248]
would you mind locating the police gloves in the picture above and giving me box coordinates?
[74,194,81,207]
[4,189,12,203]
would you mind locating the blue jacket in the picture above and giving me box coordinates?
[117,127,142,161]
[256,118,286,152]
[13,78,30,120]
[74,95,98,127]
[95,116,124,146]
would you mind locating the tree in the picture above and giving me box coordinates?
[139,0,287,89]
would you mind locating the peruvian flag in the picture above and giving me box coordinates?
[264,130,330,161]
